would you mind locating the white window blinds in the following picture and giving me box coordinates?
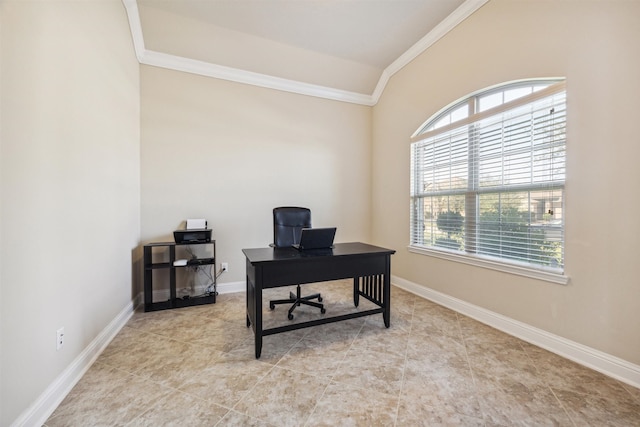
[410,80,566,274]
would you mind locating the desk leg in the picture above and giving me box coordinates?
[255,335,263,359]
[254,276,263,359]
[353,278,360,307]
[383,255,391,328]
[246,274,251,328]
[245,270,263,358]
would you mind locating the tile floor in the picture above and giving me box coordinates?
[45,281,640,426]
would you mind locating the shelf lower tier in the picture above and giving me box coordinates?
[144,294,216,312]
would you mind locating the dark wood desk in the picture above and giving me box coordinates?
[242,242,395,358]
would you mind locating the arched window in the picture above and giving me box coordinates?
[410,79,567,283]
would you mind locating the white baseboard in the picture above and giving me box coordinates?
[392,275,640,389]
[12,301,135,427]
[217,280,246,294]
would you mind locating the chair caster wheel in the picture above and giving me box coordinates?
[288,313,294,320]
[269,303,275,310]
[318,296,323,302]
[321,308,326,314]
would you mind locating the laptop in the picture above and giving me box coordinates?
[292,227,336,250]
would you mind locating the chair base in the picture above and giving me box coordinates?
[269,285,326,320]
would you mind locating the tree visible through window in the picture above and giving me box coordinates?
[410,79,566,273]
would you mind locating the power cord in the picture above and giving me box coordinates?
[182,245,223,298]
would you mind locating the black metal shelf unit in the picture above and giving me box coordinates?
[143,240,217,312]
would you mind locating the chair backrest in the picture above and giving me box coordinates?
[273,207,312,248]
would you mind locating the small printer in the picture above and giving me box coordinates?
[173,229,211,244]
[174,219,212,243]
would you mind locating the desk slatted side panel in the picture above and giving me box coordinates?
[356,274,385,306]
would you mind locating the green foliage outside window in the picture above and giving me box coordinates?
[435,210,464,250]
[477,206,561,266]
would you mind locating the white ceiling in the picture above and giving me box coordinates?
[127,0,486,104]
[137,0,465,68]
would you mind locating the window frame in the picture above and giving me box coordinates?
[409,79,569,285]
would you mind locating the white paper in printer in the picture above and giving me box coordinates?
[186,218,207,230]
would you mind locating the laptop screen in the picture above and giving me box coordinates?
[293,227,336,250]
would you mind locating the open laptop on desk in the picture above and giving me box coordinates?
[292,227,336,250]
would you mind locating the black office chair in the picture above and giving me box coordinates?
[269,207,326,320]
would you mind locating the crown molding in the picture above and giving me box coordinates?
[122,0,487,106]
[140,49,376,106]
[371,0,488,101]
[122,0,145,61]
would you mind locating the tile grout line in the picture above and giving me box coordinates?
[518,341,579,427]
[456,311,489,426]
[392,294,416,427]
[302,318,367,427]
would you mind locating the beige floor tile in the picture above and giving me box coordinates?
[46,363,172,426]
[126,390,229,426]
[177,354,274,408]
[458,314,512,343]
[622,382,640,403]
[396,396,485,427]
[350,322,409,359]
[216,410,277,426]
[553,388,640,427]
[129,339,221,389]
[411,303,463,342]
[392,311,414,330]
[523,342,637,399]
[466,341,542,390]
[97,327,172,373]
[403,355,482,419]
[188,319,255,353]
[126,308,191,336]
[276,337,352,374]
[332,345,406,395]
[474,377,573,426]
[306,381,399,426]
[407,335,466,366]
[233,366,331,427]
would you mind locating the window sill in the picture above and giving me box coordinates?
[407,245,569,285]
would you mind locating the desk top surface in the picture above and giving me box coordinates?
[242,242,395,264]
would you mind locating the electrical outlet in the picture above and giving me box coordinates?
[56,327,65,351]
[221,262,228,272]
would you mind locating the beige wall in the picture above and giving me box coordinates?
[0,1,140,425]
[140,65,372,287]
[372,0,640,365]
